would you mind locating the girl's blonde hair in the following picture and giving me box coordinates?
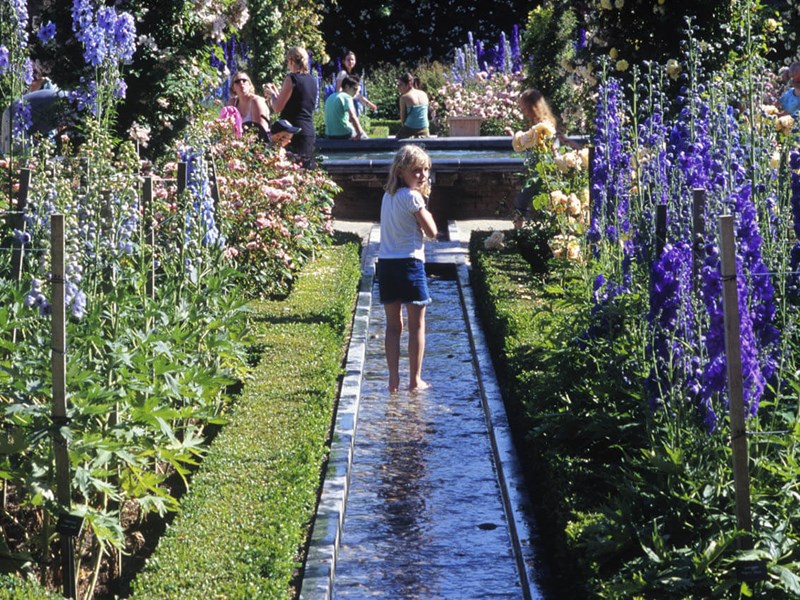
[385,144,432,197]
[286,46,309,71]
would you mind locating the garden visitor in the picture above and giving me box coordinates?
[396,73,430,139]
[227,71,270,142]
[506,88,581,228]
[378,144,438,393]
[265,46,317,166]
[324,75,369,139]
[335,50,378,112]
[779,62,800,116]
[269,118,301,148]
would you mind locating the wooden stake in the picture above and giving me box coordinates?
[718,214,753,550]
[51,214,77,597]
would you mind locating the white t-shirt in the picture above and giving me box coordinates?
[378,187,426,261]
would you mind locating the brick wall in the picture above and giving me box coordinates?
[329,170,524,227]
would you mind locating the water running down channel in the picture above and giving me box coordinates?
[330,273,527,598]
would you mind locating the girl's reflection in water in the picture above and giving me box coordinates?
[378,390,432,595]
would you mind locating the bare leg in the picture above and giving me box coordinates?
[406,303,430,390]
[384,301,403,392]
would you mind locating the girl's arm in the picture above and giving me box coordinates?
[399,96,407,123]
[356,92,377,111]
[269,76,294,114]
[415,207,438,239]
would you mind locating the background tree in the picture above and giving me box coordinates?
[320,0,529,70]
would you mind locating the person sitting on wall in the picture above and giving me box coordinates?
[324,75,369,140]
[396,73,429,140]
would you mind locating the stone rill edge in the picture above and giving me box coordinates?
[449,222,545,600]
[299,225,379,600]
[299,222,543,599]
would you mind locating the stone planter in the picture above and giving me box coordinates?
[448,116,484,137]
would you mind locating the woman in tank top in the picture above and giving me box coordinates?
[396,72,429,140]
[227,71,270,141]
[265,46,318,166]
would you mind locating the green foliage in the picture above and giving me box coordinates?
[131,241,361,598]
[0,574,61,599]
[470,229,800,597]
[246,0,329,85]
[520,5,587,131]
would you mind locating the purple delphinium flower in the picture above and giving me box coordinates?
[0,46,9,75]
[24,278,51,317]
[113,77,127,99]
[37,21,57,44]
[646,242,701,413]
[13,229,31,245]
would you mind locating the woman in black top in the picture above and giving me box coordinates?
[266,46,317,166]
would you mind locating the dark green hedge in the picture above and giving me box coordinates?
[130,238,361,598]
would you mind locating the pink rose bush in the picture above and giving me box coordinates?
[431,71,526,135]
[176,117,339,296]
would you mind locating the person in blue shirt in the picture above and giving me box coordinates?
[324,75,368,139]
[780,62,800,116]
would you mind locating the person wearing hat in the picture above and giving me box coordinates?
[270,119,301,148]
[324,75,369,140]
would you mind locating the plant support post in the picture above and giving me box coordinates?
[51,214,77,598]
[718,214,753,550]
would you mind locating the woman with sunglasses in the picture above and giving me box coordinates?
[227,71,271,141]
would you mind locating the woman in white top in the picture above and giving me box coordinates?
[335,51,377,112]
[227,71,270,140]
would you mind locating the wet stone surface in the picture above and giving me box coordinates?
[332,275,525,599]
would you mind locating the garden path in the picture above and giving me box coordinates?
[301,220,549,599]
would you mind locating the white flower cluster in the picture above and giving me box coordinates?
[193,0,249,42]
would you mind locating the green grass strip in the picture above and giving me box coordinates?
[131,240,361,599]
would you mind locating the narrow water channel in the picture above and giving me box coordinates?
[331,272,526,599]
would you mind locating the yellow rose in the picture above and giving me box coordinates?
[609,47,619,59]
[601,0,613,9]
[579,148,590,169]
[761,104,780,117]
[615,59,629,72]
[567,193,582,217]
[776,114,795,136]
[615,0,625,8]
[666,59,681,81]
[770,150,781,170]
[550,190,569,212]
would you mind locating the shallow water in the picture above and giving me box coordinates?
[332,276,525,599]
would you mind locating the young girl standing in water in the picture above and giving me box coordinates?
[378,145,438,392]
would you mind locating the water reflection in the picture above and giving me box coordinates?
[378,390,431,595]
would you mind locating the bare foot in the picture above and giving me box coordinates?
[388,376,400,393]
[409,379,431,391]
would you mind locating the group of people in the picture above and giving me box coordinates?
[322,51,431,141]
[225,46,316,165]
[225,47,434,156]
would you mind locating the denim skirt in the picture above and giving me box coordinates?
[377,258,431,305]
